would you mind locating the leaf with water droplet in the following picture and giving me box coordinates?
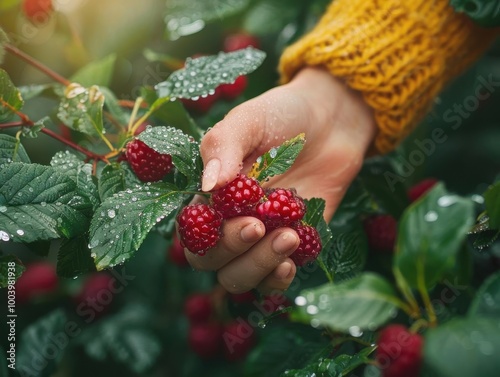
[0,254,25,288]
[469,270,500,318]
[89,183,188,270]
[249,133,305,182]
[0,134,30,166]
[394,183,475,290]
[56,234,96,278]
[155,48,266,100]
[0,68,24,122]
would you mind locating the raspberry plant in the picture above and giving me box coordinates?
[2,1,500,377]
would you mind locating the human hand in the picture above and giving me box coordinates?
[185,67,377,294]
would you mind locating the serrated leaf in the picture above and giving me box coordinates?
[89,183,187,270]
[50,151,100,210]
[56,235,96,278]
[423,317,500,377]
[0,68,23,121]
[71,54,116,87]
[16,309,67,377]
[291,273,402,332]
[319,232,368,283]
[0,254,25,288]
[468,213,500,251]
[0,162,90,242]
[0,134,30,165]
[57,83,105,137]
[98,163,127,201]
[249,133,305,182]
[303,198,332,270]
[394,183,475,289]
[484,182,500,229]
[137,126,202,189]
[468,270,500,318]
[155,48,266,99]
[164,0,250,40]
[22,116,48,138]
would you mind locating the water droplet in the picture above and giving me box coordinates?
[16,229,24,236]
[294,296,307,306]
[0,206,7,213]
[424,211,438,222]
[348,326,363,337]
[306,305,319,315]
[0,231,10,241]
[107,209,116,219]
[269,147,278,159]
[437,196,458,207]
[257,321,267,329]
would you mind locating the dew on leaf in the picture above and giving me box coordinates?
[306,305,319,315]
[437,196,459,207]
[16,229,24,236]
[0,231,10,241]
[295,296,307,306]
[348,326,363,337]
[424,211,438,222]
[0,206,7,213]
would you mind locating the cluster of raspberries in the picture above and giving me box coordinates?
[176,174,322,266]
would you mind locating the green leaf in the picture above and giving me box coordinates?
[56,235,96,278]
[484,182,500,229]
[17,309,67,377]
[423,317,500,377]
[303,197,332,254]
[0,68,23,121]
[291,273,402,332]
[468,213,500,251]
[164,0,250,40]
[0,134,30,165]
[318,232,368,283]
[468,270,500,318]
[155,48,266,99]
[98,163,128,201]
[0,254,25,288]
[57,83,105,137]
[50,151,100,211]
[0,345,7,377]
[250,133,305,182]
[0,0,20,12]
[137,126,202,189]
[394,183,475,289]
[100,86,129,126]
[18,83,53,100]
[70,54,117,87]
[89,183,187,270]
[244,0,299,36]
[0,162,90,242]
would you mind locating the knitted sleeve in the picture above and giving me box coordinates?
[279,0,499,153]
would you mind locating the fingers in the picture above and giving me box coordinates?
[217,228,299,294]
[257,260,297,294]
[185,216,266,271]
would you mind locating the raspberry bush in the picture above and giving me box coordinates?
[1,1,500,377]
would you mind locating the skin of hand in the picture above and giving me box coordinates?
[185,67,377,294]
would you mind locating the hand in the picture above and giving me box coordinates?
[185,67,377,294]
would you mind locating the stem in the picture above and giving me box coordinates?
[393,267,421,318]
[128,97,144,134]
[119,99,147,109]
[41,128,99,160]
[4,44,71,86]
[0,121,24,129]
[417,261,437,326]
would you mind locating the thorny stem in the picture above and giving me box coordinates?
[4,43,71,86]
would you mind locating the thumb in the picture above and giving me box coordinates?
[199,104,264,192]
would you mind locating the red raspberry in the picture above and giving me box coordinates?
[211,174,264,218]
[181,91,220,114]
[257,188,306,231]
[222,320,256,361]
[177,204,223,255]
[74,273,114,320]
[363,214,397,253]
[229,291,257,304]
[376,325,423,377]
[188,323,223,359]
[408,178,438,203]
[224,33,260,52]
[22,0,53,24]
[184,293,213,323]
[218,76,248,101]
[15,262,58,304]
[290,224,322,266]
[126,139,173,182]
[168,234,189,267]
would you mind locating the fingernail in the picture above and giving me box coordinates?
[202,159,221,192]
[272,232,298,254]
[240,222,264,243]
[274,262,293,280]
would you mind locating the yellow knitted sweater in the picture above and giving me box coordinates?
[279,0,499,153]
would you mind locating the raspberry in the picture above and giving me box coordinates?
[408,178,438,203]
[177,204,223,255]
[224,33,260,52]
[188,323,223,359]
[363,214,397,253]
[15,262,58,304]
[222,320,256,361]
[257,188,306,231]
[211,174,264,218]
[168,234,189,267]
[126,139,173,182]
[181,91,220,114]
[290,224,322,266]
[218,76,248,101]
[229,291,257,304]
[74,273,114,320]
[376,325,423,377]
[184,293,213,323]
[22,0,53,24]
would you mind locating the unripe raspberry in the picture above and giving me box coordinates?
[126,139,173,182]
[211,174,264,218]
[290,224,322,266]
[177,204,223,255]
